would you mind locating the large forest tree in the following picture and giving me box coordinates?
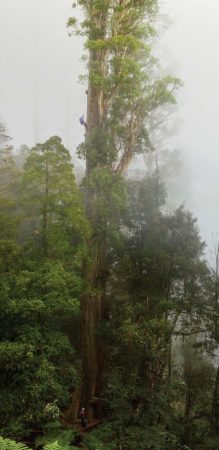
[21,136,89,259]
[0,137,89,436]
[68,0,181,409]
[100,176,209,449]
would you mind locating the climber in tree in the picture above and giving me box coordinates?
[79,115,87,130]
[79,407,87,428]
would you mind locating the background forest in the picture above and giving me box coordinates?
[0,1,219,450]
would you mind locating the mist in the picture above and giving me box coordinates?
[1,2,219,447]
[0,0,219,245]
[161,0,219,245]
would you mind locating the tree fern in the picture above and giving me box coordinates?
[0,437,30,450]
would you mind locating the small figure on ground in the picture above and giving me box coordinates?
[79,115,87,130]
[79,407,87,428]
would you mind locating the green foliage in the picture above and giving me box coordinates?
[0,136,88,436]
[43,442,71,450]
[0,436,79,450]
[0,144,213,449]
[36,428,79,450]
[0,137,20,241]
[83,424,116,450]
[21,135,90,259]
[83,422,191,450]
[0,254,80,434]
[72,0,182,433]
[95,174,211,448]
[72,0,181,177]
[0,437,29,450]
[201,433,219,450]
[0,3,216,450]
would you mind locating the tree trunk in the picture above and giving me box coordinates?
[80,9,108,412]
[42,157,48,256]
[79,0,165,415]
[184,389,193,423]
[168,342,172,382]
[212,365,219,434]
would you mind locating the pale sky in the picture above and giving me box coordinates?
[0,0,219,245]
[0,0,85,149]
[161,0,219,245]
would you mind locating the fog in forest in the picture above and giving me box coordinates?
[2,2,219,448]
[0,0,218,247]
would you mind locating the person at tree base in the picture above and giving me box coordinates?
[79,407,87,428]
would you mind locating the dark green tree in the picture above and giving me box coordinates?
[99,175,208,448]
[21,135,89,259]
[0,137,89,436]
[0,125,18,240]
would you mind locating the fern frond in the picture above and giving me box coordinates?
[0,437,30,450]
[43,442,61,450]
[43,442,71,450]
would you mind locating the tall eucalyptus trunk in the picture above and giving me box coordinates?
[69,0,181,414]
[81,9,108,411]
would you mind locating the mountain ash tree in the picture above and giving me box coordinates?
[69,0,181,410]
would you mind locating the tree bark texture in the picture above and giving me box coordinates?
[81,10,108,412]
[212,365,219,434]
